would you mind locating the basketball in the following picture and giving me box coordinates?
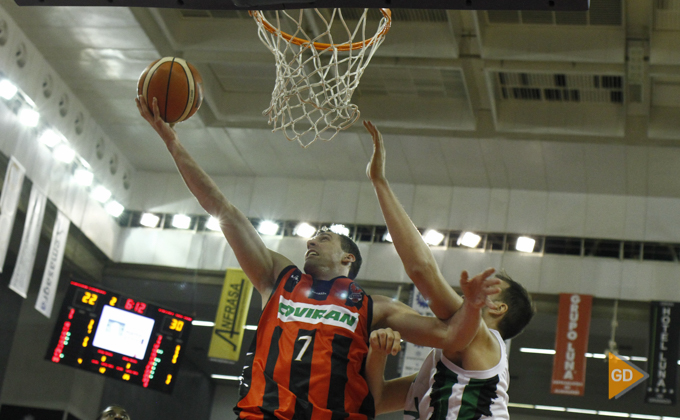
[137,57,204,124]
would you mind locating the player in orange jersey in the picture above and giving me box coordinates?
[136,97,469,420]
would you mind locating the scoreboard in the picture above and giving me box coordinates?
[45,281,193,393]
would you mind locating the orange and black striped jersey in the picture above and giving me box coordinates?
[236,265,375,420]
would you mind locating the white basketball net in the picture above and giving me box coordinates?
[251,9,391,148]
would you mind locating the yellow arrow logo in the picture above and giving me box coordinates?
[608,353,649,399]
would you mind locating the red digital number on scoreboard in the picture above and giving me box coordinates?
[124,299,147,314]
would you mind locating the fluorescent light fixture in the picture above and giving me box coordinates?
[92,185,112,203]
[140,213,160,228]
[293,222,316,238]
[567,408,598,415]
[53,144,76,164]
[257,220,279,236]
[211,374,242,381]
[206,216,221,231]
[18,108,39,127]
[79,157,91,169]
[457,231,481,248]
[631,356,648,362]
[104,201,124,217]
[0,80,18,100]
[516,236,536,253]
[507,403,534,409]
[382,231,393,242]
[329,224,350,237]
[422,229,445,246]
[39,129,61,147]
[630,415,661,420]
[73,168,94,186]
[534,405,566,412]
[172,214,191,229]
[244,325,258,330]
[191,320,215,327]
[519,347,556,355]
[598,411,629,417]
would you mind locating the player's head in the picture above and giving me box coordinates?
[485,270,535,340]
[304,227,362,280]
[97,405,130,420]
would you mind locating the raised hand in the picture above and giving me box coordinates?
[364,120,386,183]
[460,268,502,310]
[369,328,402,356]
[135,95,177,146]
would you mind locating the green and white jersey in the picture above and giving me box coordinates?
[403,329,509,420]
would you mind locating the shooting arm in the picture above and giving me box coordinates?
[137,96,292,298]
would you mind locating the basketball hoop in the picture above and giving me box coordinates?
[250,8,391,148]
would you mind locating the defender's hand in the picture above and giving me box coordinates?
[364,120,386,183]
[460,268,502,310]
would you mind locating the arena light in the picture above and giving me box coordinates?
[211,374,242,381]
[293,222,316,238]
[18,108,39,127]
[140,213,160,228]
[105,201,124,217]
[39,129,61,147]
[73,168,93,186]
[567,408,598,415]
[206,216,221,231]
[191,320,215,327]
[0,79,18,100]
[534,405,565,412]
[516,236,536,253]
[330,224,350,237]
[257,220,279,236]
[172,214,191,229]
[519,347,556,355]
[457,231,481,248]
[53,144,76,163]
[598,411,629,418]
[91,185,112,203]
[382,231,393,242]
[422,229,445,246]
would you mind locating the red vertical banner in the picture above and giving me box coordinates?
[551,293,593,396]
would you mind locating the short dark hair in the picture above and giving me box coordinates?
[494,271,535,340]
[337,233,362,279]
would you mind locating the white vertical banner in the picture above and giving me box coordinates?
[401,288,435,376]
[35,210,70,318]
[9,185,48,298]
[0,157,26,272]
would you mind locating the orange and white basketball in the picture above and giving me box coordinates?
[137,57,204,124]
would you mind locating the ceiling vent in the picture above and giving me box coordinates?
[357,67,467,99]
[655,0,680,30]
[494,71,625,104]
[486,0,621,26]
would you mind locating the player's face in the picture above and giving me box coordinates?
[99,406,130,420]
[303,232,348,277]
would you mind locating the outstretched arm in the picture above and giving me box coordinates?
[136,96,292,300]
[364,121,460,320]
[365,328,417,415]
[441,269,501,362]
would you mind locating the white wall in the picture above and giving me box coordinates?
[0,6,129,258]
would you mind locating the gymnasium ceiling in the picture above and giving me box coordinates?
[4,0,680,198]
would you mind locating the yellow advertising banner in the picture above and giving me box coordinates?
[208,268,253,362]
